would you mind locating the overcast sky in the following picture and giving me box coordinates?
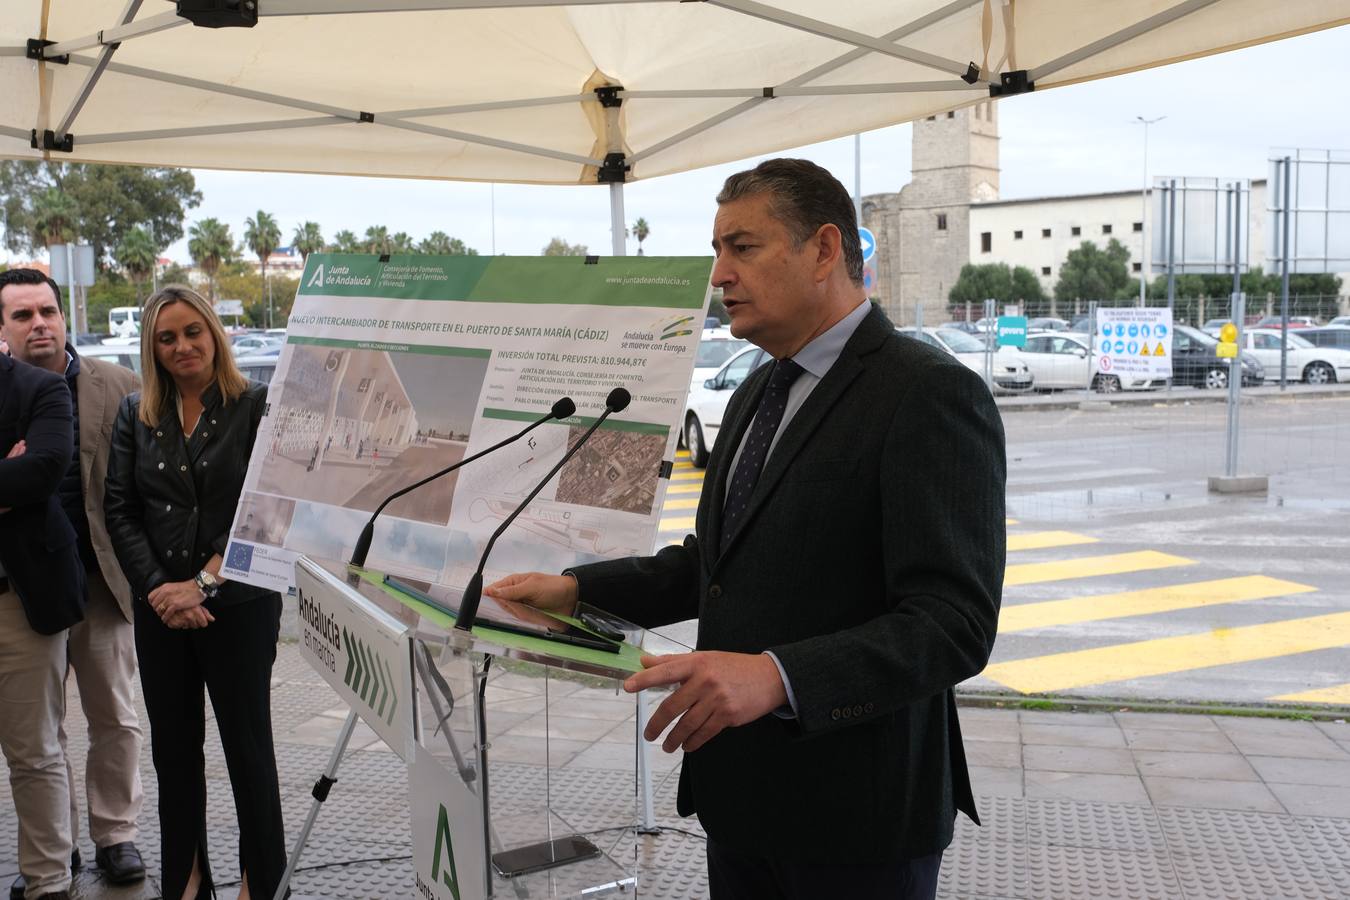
[6,24,1348,266]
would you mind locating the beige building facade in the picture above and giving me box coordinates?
[862,100,1291,323]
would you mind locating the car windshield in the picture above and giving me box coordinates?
[696,338,750,368]
[1176,325,1218,347]
[1286,333,1314,349]
[937,329,987,353]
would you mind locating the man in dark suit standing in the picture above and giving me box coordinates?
[0,347,84,900]
[1,268,147,896]
[489,158,1005,899]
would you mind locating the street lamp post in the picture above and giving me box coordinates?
[1135,115,1166,307]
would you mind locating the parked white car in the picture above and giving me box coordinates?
[682,344,771,468]
[1019,332,1159,392]
[690,328,750,393]
[1240,328,1350,384]
[895,327,1034,393]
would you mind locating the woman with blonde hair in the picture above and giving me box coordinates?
[104,285,286,900]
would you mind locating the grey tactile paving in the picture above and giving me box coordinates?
[14,643,1350,900]
[1156,807,1314,865]
[1025,798,1166,854]
[1171,855,1350,900]
[1025,844,1179,900]
[939,837,1030,899]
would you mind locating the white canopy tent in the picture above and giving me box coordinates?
[3,1,1349,252]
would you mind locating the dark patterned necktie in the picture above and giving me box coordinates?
[721,358,804,551]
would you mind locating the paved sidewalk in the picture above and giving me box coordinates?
[2,641,1348,899]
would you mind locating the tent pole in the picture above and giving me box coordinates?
[610,182,626,256]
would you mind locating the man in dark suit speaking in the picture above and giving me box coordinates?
[488,158,1006,899]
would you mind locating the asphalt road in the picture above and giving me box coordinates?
[655,392,1350,708]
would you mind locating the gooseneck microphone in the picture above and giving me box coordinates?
[455,387,631,632]
[348,396,576,568]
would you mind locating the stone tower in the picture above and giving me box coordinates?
[862,101,1000,323]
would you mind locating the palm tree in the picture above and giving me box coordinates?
[631,217,650,256]
[363,226,391,255]
[390,231,415,254]
[32,187,79,248]
[329,229,360,253]
[419,231,452,255]
[292,221,325,262]
[244,210,282,327]
[418,232,477,256]
[116,226,158,300]
[187,217,235,301]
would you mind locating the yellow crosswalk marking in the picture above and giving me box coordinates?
[666,482,703,495]
[671,471,703,481]
[660,515,696,530]
[675,449,690,459]
[1000,575,1317,633]
[1271,683,1350,704]
[1004,550,1191,587]
[661,497,700,510]
[984,611,1350,694]
[1005,518,1019,526]
[1006,531,1099,552]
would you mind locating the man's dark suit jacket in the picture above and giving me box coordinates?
[0,353,86,634]
[571,304,1006,864]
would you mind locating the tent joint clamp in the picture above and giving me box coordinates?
[359,111,375,123]
[961,62,979,85]
[595,86,623,108]
[26,39,69,65]
[30,129,75,153]
[597,152,629,184]
[989,69,1034,97]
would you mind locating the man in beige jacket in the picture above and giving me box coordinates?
[1,269,146,896]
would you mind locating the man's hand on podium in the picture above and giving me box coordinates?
[624,651,788,754]
[484,571,580,617]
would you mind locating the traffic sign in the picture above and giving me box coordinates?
[858,226,876,262]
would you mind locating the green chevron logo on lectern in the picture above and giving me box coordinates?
[342,627,399,726]
[431,803,461,899]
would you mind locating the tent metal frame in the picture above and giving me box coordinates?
[0,0,1289,177]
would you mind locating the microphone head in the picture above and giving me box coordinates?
[605,387,631,412]
[551,397,577,419]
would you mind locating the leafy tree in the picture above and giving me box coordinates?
[1053,239,1132,305]
[363,226,391,255]
[291,221,325,262]
[948,263,1045,308]
[115,226,159,301]
[631,217,650,256]
[329,229,360,253]
[85,273,139,336]
[542,237,588,257]
[215,263,301,327]
[187,217,235,301]
[0,161,200,267]
[1010,266,1047,307]
[418,231,478,256]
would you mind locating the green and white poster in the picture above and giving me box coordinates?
[222,254,712,591]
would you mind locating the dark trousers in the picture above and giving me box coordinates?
[135,594,286,900]
[707,840,943,900]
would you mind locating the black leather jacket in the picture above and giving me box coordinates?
[105,380,271,609]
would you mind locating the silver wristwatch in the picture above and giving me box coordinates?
[195,570,220,598]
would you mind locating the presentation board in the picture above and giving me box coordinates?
[222,253,713,592]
